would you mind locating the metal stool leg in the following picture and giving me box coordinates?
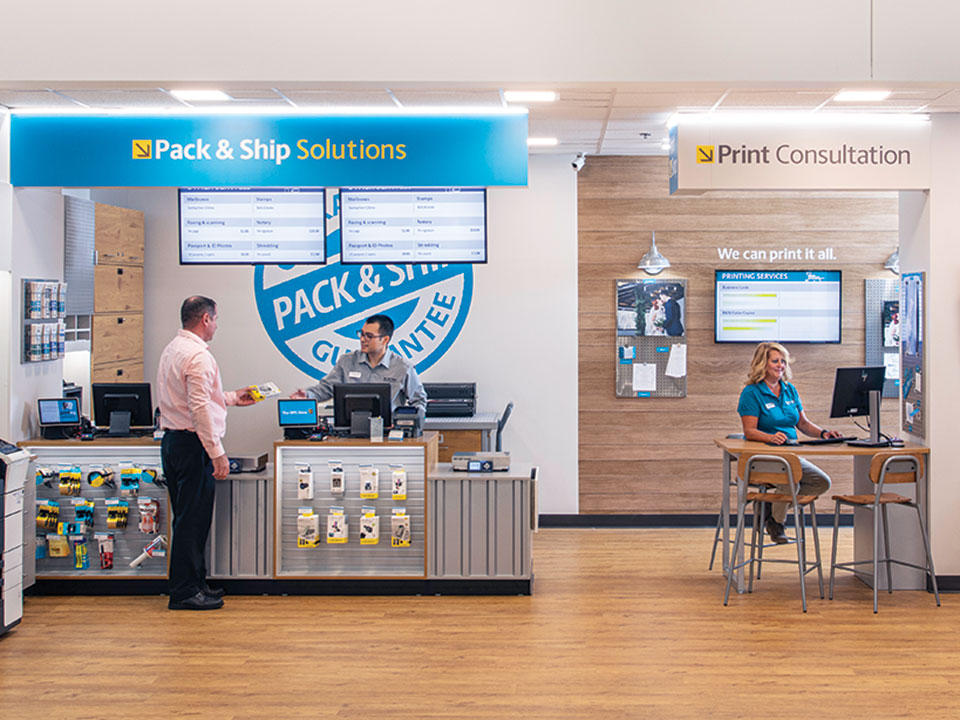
[915,504,941,607]
[795,503,807,613]
[873,503,880,614]
[829,499,841,600]
[809,501,824,599]
[880,504,893,594]
[724,494,747,606]
[709,512,722,570]
[748,501,759,593]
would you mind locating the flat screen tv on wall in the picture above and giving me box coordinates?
[178,188,326,265]
[714,270,842,343]
[338,187,487,264]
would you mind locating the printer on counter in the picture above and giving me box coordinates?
[423,383,476,418]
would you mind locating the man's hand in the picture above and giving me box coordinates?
[290,389,307,399]
[212,454,230,480]
[234,388,256,406]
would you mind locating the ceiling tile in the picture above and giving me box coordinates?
[280,89,396,107]
[54,89,185,108]
[613,91,725,109]
[0,90,85,108]
[391,90,503,107]
[720,91,833,108]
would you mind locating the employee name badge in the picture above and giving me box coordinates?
[765,402,776,410]
[328,460,345,495]
[391,508,411,548]
[348,371,362,379]
[360,507,379,545]
[391,465,407,500]
[359,465,379,499]
[327,506,348,543]
[297,464,314,500]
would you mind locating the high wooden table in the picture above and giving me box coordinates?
[714,437,931,594]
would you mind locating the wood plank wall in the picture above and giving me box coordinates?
[578,156,899,514]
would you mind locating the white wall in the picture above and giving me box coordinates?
[903,114,960,573]
[96,155,580,513]
[9,189,65,440]
[0,2,878,83]
[0,111,11,439]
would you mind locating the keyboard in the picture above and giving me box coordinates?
[798,436,858,446]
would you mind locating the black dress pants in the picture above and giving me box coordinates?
[161,430,215,602]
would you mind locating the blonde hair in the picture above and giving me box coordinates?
[745,342,792,386]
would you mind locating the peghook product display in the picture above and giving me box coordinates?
[327,507,348,544]
[329,460,345,495]
[391,509,411,548]
[297,508,320,548]
[297,464,314,500]
[359,465,379,499]
[391,465,407,500]
[360,507,379,545]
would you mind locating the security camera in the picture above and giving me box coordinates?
[572,153,586,172]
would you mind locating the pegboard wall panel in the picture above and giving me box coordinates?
[275,445,425,577]
[30,445,168,577]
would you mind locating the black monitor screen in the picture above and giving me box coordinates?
[333,383,392,429]
[37,398,80,426]
[277,398,319,428]
[830,367,885,419]
[92,382,154,429]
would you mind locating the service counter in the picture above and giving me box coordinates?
[21,433,534,595]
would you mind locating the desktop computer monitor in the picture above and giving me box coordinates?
[333,383,392,436]
[92,382,154,436]
[38,397,82,439]
[277,398,319,428]
[829,366,887,446]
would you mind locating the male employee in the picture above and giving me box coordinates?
[291,314,427,413]
[157,296,254,611]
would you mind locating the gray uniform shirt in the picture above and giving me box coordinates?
[304,349,427,412]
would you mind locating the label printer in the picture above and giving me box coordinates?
[424,383,476,417]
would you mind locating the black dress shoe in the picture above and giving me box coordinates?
[202,583,225,599]
[765,516,789,545]
[168,591,224,610]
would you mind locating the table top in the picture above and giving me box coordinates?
[423,413,499,430]
[714,436,929,456]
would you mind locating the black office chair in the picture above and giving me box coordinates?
[495,401,514,452]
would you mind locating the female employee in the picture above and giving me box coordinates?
[737,342,842,544]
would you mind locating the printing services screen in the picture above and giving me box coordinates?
[277,399,318,427]
[38,398,80,425]
[179,188,326,265]
[339,188,487,264]
[715,270,842,343]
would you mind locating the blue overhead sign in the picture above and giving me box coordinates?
[10,113,528,187]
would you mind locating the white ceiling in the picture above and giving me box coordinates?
[3,83,959,157]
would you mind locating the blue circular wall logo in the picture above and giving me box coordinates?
[254,202,473,380]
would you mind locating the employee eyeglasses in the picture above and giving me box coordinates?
[357,331,385,340]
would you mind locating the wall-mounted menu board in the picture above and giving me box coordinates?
[339,188,487,264]
[179,188,326,265]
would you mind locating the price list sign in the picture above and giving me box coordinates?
[179,188,326,265]
[339,188,487,264]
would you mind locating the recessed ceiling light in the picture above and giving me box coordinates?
[833,90,892,102]
[505,91,557,103]
[527,137,559,147]
[170,89,232,102]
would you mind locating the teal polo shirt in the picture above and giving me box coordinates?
[737,381,803,440]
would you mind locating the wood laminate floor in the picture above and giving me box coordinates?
[0,528,955,719]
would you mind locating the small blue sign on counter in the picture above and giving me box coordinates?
[656,346,669,353]
[636,392,652,398]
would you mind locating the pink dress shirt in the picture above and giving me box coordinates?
[156,329,237,459]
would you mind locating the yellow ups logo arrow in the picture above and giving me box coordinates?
[696,145,715,163]
[132,140,152,159]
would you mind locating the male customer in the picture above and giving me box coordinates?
[157,296,254,610]
[291,314,427,413]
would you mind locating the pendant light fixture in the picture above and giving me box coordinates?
[637,231,671,275]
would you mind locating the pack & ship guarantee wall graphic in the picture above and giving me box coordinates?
[254,194,472,379]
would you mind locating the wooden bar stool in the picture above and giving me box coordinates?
[723,452,824,612]
[828,451,940,613]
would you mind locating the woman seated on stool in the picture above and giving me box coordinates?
[737,342,842,544]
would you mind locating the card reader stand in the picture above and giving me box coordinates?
[350,411,371,438]
[106,410,132,437]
